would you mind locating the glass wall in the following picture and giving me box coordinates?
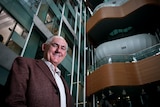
[0,6,29,55]
[0,0,89,106]
[45,8,59,35]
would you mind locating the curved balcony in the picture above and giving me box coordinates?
[93,0,129,13]
[87,53,160,96]
[88,43,160,72]
[86,0,160,47]
[87,43,160,96]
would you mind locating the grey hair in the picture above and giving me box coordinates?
[45,36,54,44]
[45,35,68,51]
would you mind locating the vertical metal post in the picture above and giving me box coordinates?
[94,48,97,70]
[83,6,87,107]
[70,42,75,95]
[20,0,42,56]
[70,6,78,94]
[155,29,160,42]
[93,94,96,107]
[58,4,65,36]
[91,46,95,70]
[76,0,82,106]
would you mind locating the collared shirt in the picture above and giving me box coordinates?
[42,58,66,107]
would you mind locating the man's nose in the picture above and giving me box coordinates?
[55,46,61,52]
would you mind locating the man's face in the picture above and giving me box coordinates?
[42,37,67,66]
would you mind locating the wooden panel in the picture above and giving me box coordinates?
[86,63,138,96]
[86,55,160,96]
[136,54,160,84]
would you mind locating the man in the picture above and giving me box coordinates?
[5,36,74,107]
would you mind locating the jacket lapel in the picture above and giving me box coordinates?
[36,60,58,88]
[36,60,73,106]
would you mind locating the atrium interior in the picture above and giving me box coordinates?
[0,0,160,107]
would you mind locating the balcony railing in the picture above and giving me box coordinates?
[93,0,129,13]
[88,43,160,74]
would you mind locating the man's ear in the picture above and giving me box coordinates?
[42,43,45,51]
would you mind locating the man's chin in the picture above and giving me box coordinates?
[51,60,59,65]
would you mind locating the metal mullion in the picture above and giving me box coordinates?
[20,0,42,56]
[76,0,82,106]
[70,6,78,95]
[83,6,87,107]
[93,94,96,107]
[58,4,65,36]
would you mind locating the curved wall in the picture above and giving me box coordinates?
[86,54,160,96]
[95,33,158,60]
[86,0,160,33]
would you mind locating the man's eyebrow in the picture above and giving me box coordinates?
[51,42,67,49]
[52,42,65,46]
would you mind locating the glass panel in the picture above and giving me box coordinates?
[61,23,74,57]
[45,9,59,35]
[15,24,23,36]
[67,10,75,29]
[22,30,28,39]
[14,23,28,39]
[7,40,22,54]
[0,7,28,55]
[0,10,16,45]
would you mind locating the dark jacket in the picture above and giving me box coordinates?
[5,57,74,107]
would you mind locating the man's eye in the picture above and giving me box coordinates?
[50,43,66,50]
[51,43,58,47]
[61,46,66,50]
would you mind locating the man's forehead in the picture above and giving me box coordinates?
[50,36,68,49]
[52,38,66,44]
[51,39,67,47]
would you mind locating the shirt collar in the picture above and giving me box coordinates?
[42,58,61,76]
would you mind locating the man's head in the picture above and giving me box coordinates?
[42,35,68,67]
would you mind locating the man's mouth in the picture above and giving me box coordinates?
[53,53,61,57]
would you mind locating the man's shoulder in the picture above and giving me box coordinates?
[14,57,42,63]
[15,56,34,61]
